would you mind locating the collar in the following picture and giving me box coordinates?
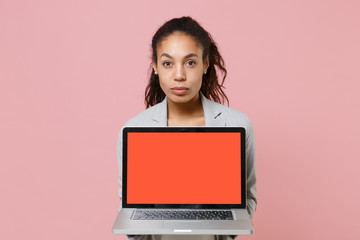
[150,92,225,126]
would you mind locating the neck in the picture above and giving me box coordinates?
[167,93,204,120]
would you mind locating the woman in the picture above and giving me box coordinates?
[117,16,257,240]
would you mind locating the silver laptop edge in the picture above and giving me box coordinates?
[112,127,253,235]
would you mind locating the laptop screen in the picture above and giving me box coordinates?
[122,127,246,209]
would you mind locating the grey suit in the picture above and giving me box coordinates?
[117,93,257,240]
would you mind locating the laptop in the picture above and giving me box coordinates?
[112,127,253,235]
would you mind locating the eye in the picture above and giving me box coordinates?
[186,60,196,66]
[162,61,172,67]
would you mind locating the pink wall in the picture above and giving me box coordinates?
[1,0,359,239]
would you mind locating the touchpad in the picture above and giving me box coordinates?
[163,221,204,230]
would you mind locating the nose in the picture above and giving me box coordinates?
[174,64,185,81]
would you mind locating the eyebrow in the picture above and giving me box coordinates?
[160,53,199,59]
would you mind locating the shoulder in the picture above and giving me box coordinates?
[203,96,253,128]
[211,100,256,143]
[222,104,252,127]
[124,99,166,126]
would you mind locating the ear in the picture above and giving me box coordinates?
[203,54,210,73]
[152,62,158,75]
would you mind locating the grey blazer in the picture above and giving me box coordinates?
[117,93,257,218]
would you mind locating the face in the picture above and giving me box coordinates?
[153,32,209,104]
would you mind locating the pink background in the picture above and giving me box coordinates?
[1,0,359,239]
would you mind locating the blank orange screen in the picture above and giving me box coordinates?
[127,132,241,204]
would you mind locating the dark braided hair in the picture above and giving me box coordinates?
[145,16,229,108]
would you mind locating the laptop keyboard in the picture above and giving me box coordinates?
[133,210,234,220]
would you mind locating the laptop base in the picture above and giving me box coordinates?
[112,208,253,235]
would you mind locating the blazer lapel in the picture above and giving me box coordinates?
[201,93,227,127]
[150,98,168,126]
[150,93,227,127]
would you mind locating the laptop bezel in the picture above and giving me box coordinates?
[122,127,247,209]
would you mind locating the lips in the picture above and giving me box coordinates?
[170,87,189,95]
